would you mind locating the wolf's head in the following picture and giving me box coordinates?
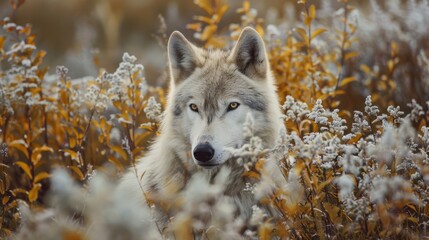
[165,27,281,170]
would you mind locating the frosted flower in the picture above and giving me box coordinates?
[387,105,404,120]
[407,99,424,122]
[351,111,371,134]
[144,96,162,122]
[335,174,355,200]
[0,142,8,158]
[243,182,255,193]
[329,109,347,135]
[420,126,429,147]
[22,59,31,67]
[282,95,310,121]
[340,145,362,176]
[369,176,416,204]
[369,123,395,163]
[122,52,137,64]
[307,99,328,125]
[6,41,36,56]
[364,95,379,117]
[249,205,266,225]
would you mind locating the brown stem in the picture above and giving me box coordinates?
[335,2,349,92]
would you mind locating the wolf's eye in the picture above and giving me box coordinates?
[227,102,240,111]
[189,103,199,112]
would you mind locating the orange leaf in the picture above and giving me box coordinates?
[311,28,327,39]
[69,166,84,180]
[345,51,358,60]
[108,156,124,171]
[309,4,316,19]
[200,25,217,41]
[294,27,308,45]
[61,149,78,161]
[2,196,10,205]
[111,145,129,160]
[34,172,51,184]
[186,23,202,32]
[31,145,54,166]
[9,140,29,159]
[360,64,372,74]
[15,161,32,179]
[339,76,356,87]
[29,183,41,203]
[0,36,5,49]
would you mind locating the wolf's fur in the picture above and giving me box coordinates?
[118,27,283,229]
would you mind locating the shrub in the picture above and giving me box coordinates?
[1,0,428,239]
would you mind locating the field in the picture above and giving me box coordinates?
[1,0,429,239]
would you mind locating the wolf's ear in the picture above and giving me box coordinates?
[168,31,201,85]
[229,27,268,79]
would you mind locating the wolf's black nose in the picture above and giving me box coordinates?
[193,143,215,162]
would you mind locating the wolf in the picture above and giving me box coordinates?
[118,27,283,232]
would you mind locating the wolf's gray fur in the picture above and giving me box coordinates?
[117,27,283,233]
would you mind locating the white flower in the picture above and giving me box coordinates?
[335,174,355,200]
[144,96,162,122]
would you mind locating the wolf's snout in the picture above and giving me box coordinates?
[193,143,215,162]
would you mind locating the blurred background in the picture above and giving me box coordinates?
[1,0,427,107]
[0,0,363,85]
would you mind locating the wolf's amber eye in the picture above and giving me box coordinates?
[189,103,199,112]
[227,102,240,111]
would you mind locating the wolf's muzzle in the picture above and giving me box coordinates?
[193,143,215,162]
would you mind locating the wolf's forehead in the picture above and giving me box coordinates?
[173,49,266,117]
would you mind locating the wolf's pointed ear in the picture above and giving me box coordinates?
[168,31,201,85]
[229,27,268,79]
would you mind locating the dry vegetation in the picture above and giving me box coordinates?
[1,0,429,239]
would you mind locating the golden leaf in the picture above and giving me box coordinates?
[345,51,358,60]
[135,132,152,146]
[311,28,327,39]
[15,161,32,179]
[0,179,4,194]
[243,1,250,12]
[217,4,229,19]
[108,156,124,171]
[255,158,265,172]
[5,199,18,211]
[387,59,395,72]
[69,166,84,180]
[2,196,10,205]
[294,27,308,45]
[0,36,5,49]
[32,50,46,66]
[242,170,260,180]
[309,4,316,19]
[194,0,213,14]
[186,23,202,32]
[200,25,217,41]
[8,140,29,159]
[111,145,129,160]
[360,64,372,74]
[31,145,54,166]
[339,76,356,87]
[63,230,85,240]
[34,172,51,184]
[28,183,42,203]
